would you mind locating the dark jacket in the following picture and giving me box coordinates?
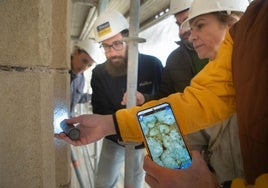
[158,41,208,98]
[91,53,163,147]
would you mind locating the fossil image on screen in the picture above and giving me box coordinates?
[139,106,191,169]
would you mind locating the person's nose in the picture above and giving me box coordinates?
[107,46,119,56]
[78,63,88,72]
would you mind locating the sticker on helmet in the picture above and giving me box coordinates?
[97,22,111,38]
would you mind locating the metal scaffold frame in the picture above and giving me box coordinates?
[123,0,147,187]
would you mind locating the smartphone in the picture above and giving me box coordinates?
[137,102,192,169]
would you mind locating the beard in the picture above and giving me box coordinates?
[180,30,194,50]
[105,55,128,76]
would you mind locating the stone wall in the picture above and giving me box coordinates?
[0,0,71,187]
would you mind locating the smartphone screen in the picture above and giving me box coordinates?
[137,103,192,169]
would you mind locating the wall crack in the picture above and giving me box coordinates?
[0,65,68,74]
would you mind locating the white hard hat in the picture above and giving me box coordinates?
[169,0,193,15]
[75,39,102,63]
[93,10,129,42]
[181,0,249,29]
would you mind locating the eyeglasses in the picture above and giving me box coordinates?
[100,40,125,52]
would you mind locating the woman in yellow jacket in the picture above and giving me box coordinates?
[55,0,268,187]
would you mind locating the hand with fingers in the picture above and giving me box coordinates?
[143,151,220,188]
[54,114,115,146]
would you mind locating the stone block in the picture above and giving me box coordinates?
[53,71,71,187]
[0,0,52,67]
[0,70,55,188]
[51,0,71,69]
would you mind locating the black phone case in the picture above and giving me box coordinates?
[137,102,192,169]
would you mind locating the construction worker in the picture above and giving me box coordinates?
[70,39,102,117]
[158,0,208,98]
[91,10,163,188]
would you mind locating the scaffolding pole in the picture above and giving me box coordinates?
[123,0,145,187]
[71,145,86,188]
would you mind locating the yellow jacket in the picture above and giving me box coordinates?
[114,31,268,187]
[115,31,235,142]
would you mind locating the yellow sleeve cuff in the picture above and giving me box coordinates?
[231,174,268,188]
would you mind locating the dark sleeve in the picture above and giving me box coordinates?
[157,50,178,99]
[112,114,122,141]
[154,57,164,91]
[91,66,113,114]
[158,46,196,99]
[143,56,164,102]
